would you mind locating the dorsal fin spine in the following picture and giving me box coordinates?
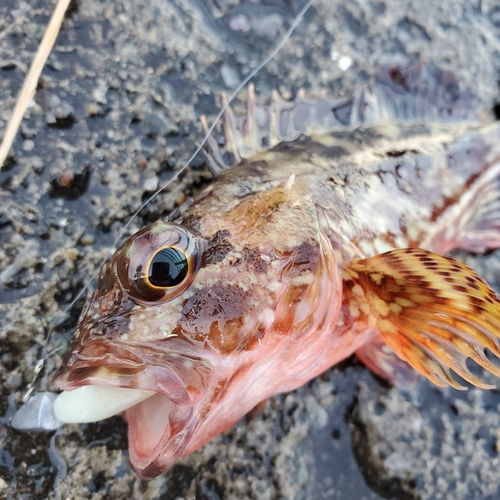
[200,61,485,175]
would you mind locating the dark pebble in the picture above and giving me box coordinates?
[53,102,75,122]
[142,113,178,138]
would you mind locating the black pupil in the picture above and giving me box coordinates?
[149,248,188,287]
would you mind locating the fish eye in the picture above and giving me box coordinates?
[147,247,189,288]
[114,222,201,303]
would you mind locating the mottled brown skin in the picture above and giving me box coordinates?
[53,62,500,476]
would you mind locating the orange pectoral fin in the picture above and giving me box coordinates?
[344,248,500,390]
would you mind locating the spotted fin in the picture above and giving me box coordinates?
[344,248,500,390]
[200,61,486,175]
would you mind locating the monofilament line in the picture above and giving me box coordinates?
[26,0,316,402]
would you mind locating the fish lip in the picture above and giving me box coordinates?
[51,339,214,407]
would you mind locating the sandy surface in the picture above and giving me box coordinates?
[1,0,500,498]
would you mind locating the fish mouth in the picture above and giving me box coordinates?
[51,342,212,477]
[53,384,197,477]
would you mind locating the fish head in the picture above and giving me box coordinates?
[52,177,343,477]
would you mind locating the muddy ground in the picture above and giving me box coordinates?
[1,0,500,499]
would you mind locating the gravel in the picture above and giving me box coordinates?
[1,0,500,499]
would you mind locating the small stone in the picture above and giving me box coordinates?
[92,88,107,104]
[50,337,68,357]
[338,55,353,71]
[304,395,328,429]
[63,219,81,237]
[21,124,35,138]
[58,169,74,187]
[66,248,79,261]
[384,452,412,473]
[163,120,179,137]
[48,59,63,71]
[30,156,44,173]
[155,150,167,164]
[221,64,239,88]
[49,94,61,108]
[0,212,10,228]
[143,176,159,192]
[176,193,187,206]
[251,14,284,39]
[142,113,178,138]
[137,155,148,168]
[30,102,43,115]
[23,140,34,151]
[1,353,14,368]
[5,372,22,390]
[53,102,74,122]
[87,103,101,116]
[11,392,61,432]
[0,61,16,70]
[142,113,163,138]
[45,111,56,125]
[79,233,95,246]
[52,312,72,329]
[230,14,250,32]
[43,215,60,229]
[149,158,160,171]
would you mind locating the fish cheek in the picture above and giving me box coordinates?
[77,256,134,337]
[177,282,259,354]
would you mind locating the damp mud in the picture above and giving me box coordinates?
[1,0,500,498]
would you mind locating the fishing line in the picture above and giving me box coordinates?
[26,0,316,402]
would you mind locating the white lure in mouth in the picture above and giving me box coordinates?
[54,386,156,423]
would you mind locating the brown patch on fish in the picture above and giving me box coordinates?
[236,247,270,274]
[203,230,233,266]
[179,283,253,354]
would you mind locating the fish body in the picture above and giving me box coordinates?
[52,62,500,477]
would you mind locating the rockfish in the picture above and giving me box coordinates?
[52,62,500,478]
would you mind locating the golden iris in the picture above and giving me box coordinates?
[114,222,201,303]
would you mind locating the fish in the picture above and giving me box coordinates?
[51,60,500,478]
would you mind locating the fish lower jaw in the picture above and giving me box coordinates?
[53,385,156,423]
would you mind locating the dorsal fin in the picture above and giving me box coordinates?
[200,61,486,175]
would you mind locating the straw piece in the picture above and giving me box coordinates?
[0,0,72,168]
